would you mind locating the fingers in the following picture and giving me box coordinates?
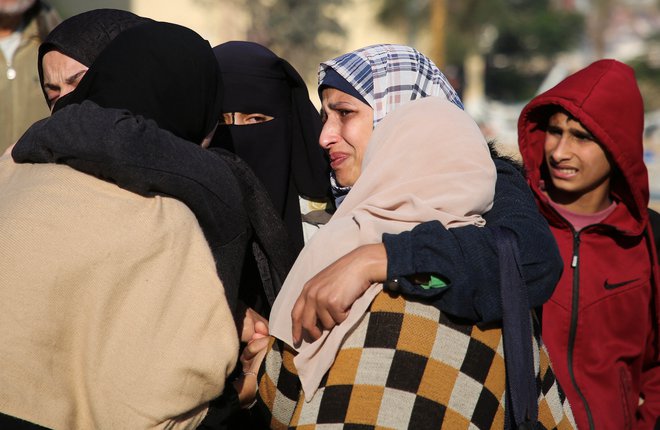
[252,320,269,340]
[291,292,325,346]
[292,278,355,346]
[300,304,323,343]
[328,307,349,326]
[241,336,270,368]
[291,294,306,346]
[240,307,269,343]
[316,306,337,331]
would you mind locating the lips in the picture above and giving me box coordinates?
[549,164,578,180]
[329,152,349,170]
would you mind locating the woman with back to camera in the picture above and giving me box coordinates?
[0,20,255,429]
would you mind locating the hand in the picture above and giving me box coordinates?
[238,304,269,344]
[291,243,387,346]
[234,335,270,408]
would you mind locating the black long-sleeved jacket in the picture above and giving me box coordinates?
[383,156,562,323]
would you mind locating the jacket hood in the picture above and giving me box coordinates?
[518,59,648,234]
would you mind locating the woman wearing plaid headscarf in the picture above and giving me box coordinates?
[242,45,574,429]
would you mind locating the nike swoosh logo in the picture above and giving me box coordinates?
[604,278,639,290]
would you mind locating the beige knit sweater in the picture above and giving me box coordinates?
[0,156,238,429]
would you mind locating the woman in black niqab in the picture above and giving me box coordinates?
[212,41,330,252]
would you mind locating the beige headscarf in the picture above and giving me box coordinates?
[269,97,496,400]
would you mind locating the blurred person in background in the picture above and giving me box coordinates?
[518,59,660,429]
[0,0,59,153]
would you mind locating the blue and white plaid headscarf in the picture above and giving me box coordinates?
[319,44,464,126]
[319,44,464,204]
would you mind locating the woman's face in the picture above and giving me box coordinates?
[319,88,374,187]
[42,50,88,110]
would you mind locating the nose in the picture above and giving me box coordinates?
[319,117,339,149]
[550,134,572,163]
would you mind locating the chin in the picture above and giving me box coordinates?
[337,178,355,188]
[334,173,349,188]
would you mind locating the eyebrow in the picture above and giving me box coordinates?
[566,119,595,140]
[327,101,354,110]
[43,69,87,90]
[65,70,87,85]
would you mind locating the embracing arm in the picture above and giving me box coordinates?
[292,158,563,341]
[382,157,563,322]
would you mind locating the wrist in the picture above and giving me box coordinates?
[356,243,387,283]
[233,370,258,409]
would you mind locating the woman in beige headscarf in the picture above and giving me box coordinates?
[241,45,575,429]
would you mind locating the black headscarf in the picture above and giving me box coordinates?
[37,8,150,107]
[211,41,330,251]
[53,20,221,144]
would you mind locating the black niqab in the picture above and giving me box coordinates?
[211,41,329,251]
[54,21,222,145]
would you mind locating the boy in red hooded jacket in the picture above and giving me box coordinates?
[518,59,660,429]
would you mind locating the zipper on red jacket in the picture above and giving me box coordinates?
[567,229,595,430]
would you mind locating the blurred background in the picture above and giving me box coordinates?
[49,0,660,205]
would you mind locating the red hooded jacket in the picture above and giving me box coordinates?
[518,59,660,429]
